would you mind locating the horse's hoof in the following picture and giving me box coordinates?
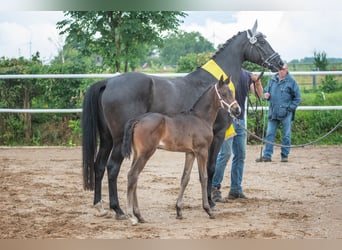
[95,209,108,217]
[138,217,146,223]
[115,214,127,220]
[129,217,139,226]
[176,215,183,220]
[209,214,215,219]
[94,201,108,217]
[209,200,216,208]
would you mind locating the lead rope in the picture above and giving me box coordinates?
[233,116,342,148]
[256,70,266,160]
[240,70,341,148]
[249,70,266,158]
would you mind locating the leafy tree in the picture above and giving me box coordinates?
[57,11,187,72]
[160,31,215,66]
[0,54,43,143]
[313,50,328,71]
[177,52,212,72]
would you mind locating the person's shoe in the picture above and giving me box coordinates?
[255,156,272,162]
[212,188,224,202]
[281,154,288,162]
[227,192,248,200]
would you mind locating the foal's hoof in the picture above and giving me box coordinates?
[128,216,139,226]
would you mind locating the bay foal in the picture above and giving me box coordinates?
[122,76,241,225]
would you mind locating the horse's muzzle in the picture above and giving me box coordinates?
[263,53,284,72]
[231,104,241,117]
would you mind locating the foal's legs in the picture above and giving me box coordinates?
[197,150,215,219]
[176,152,195,219]
[127,152,154,226]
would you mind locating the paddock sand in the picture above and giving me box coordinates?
[0,145,341,239]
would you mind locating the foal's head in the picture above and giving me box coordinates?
[215,76,241,117]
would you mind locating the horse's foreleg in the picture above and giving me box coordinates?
[106,146,126,220]
[198,152,215,219]
[176,152,195,219]
[207,116,227,208]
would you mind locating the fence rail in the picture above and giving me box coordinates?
[1,71,342,79]
[1,106,342,114]
[1,72,341,113]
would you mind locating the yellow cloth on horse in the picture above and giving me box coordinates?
[201,59,237,139]
[225,124,236,139]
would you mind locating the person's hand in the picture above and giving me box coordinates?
[250,74,260,83]
[264,92,270,99]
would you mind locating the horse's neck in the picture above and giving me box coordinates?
[192,88,219,125]
[187,31,246,85]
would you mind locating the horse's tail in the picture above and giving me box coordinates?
[81,80,106,191]
[121,118,138,159]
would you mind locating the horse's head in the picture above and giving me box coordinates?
[244,20,284,72]
[215,76,241,116]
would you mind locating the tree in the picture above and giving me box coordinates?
[177,52,212,72]
[0,54,43,143]
[313,50,328,71]
[57,11,187,72]
[160,31,215,66]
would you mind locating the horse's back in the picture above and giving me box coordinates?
[100,72,208,139]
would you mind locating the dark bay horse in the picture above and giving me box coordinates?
[82,21,284,219]
[122,76,240,225]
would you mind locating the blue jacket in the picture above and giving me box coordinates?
[264,72,301,120]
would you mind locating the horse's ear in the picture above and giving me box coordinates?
[222,75,230,86]
[219,75,224,84]
[227,75,231,83]
[251,20,258,35]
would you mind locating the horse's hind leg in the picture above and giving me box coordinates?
[127,156,149,226]
[93,139,112,217]
[176,152,195,219]
[133,187,145,223]
[106,145,126,220]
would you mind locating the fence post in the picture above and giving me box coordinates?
[312,68,317,89]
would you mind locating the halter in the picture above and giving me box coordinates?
[247,30,280,70]
[214,83,239,114]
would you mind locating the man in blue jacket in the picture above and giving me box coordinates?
[256,63,301,162]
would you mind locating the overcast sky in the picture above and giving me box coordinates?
[0,11,341,63]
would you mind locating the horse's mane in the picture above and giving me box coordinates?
[210,30,264,60]
[211,31,243,59]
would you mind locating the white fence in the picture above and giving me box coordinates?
[1,72,342,113]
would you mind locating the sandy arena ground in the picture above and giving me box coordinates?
[0,145,341,239]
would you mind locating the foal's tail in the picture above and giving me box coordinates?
[121,118,138,159]
[81,80,106,191]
